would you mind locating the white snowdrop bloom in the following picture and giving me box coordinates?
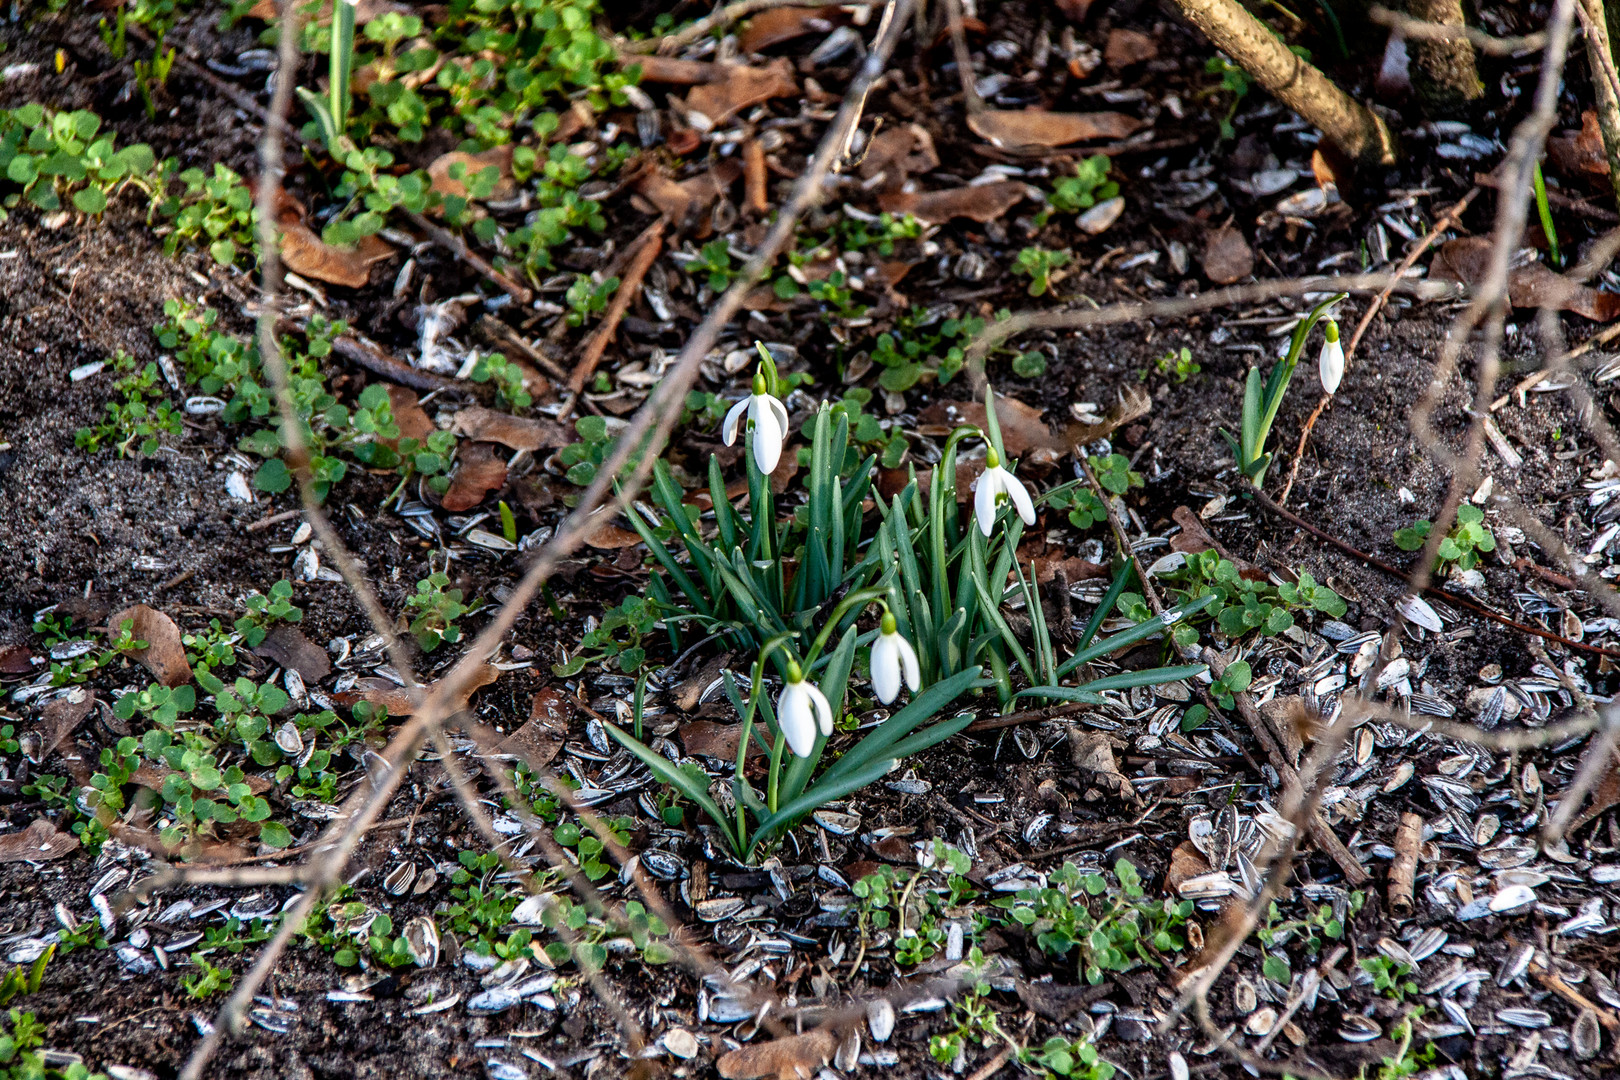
[870,611,920,705]
[721,372,790,475]
[973,445,1036,536]
[776,660,833,759]
[1318,319,1344,395]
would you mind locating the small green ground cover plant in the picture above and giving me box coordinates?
[1124,548,1347,648]
[1393,504,1496,571]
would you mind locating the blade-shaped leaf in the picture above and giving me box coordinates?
[606,723,736,854]
[1057,593,1215,678]
[1079,561,1135,650]
[747,756,896,857]
[816,668,990,792]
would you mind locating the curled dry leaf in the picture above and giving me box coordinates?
[450,406,573,453]
[858,124,939,184]
[626,55,716,85]
[919,393,1056,456]
[967,109,1141,150]
[109,604,193,688]
[1430,237,1620,321]
[385,385,436,443]
[585,515,645,550]
[252,624,332,682]
[0,644,33,674]
[1068,730,1139,803]
[1064,384,1151,447]
[716,1029,839,1080]
[739,6,843,54]
[878,180,1030,224]
[427,145,514,200]
[1031,555,1109,586]
[1104,29,1159,68]
[1164,840,1213,895]
[40,687,94,758]
[1202,224,1254,285]
[440,440,507,512]
[683,58,797,126]
[0,818,79,863]
[1548,111,1611,178]
[634,161,742,231]
[280,220,394,290]
[495,687,573,771]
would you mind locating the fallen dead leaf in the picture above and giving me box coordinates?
[878,180,1030,224]
[585,517,645,550]
[717,1030,839,1080]
[109,604,193,688]
[0,818,79,863]
[1202,224,1254,285]
[450,406,573,453]
[1068,730,1138,803]
[40,687,94,758]
[918,393,1057,456]
[385,385,436,443]
[336,663,501,718]
[252,624,332,683]
[1063,385,1151,447]
[1548,111,1611,178]
[683,58,797,126]
[0,645,33,675]
[967,109,1141,150]
[626,55,715,85]
[427,145,514,200]
[1104,29,1158,67]
[634,161,742,231]
[1031,555,1109,586]
[1164,840,1212,895]
[495,688,572,771]
[1056,0,1096,21]
[858,124,940,184]
[440,441,507,512]
[739,6,841,53]
[673,653,731,712]
[680,720,768,762]
[279,220,394,289]
[246,0,405,22]
[1431,237,1620,321]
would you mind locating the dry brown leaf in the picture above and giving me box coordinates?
[1548,111,1611,178]
[585,518,645,550]
[252,624,332,683]
[1163,840,1212,895]
[1202,225,1254,285]
[40,687,94,758]
[1068,730,1138,803]
[918,393,1056,455]
[279,221,394,289]
[858,124,939,184]
[427,145,514,200]
[1104,29,1158,68]
[496,688,572,771]
[878,180,1030,224]
[673,653,732,712]
[1056,0,1096,21]
[1062,385,1151,447]
[627,55,715,85]
[679,720,768,762]
[967,110,1142,150]
[246,0,405,22]
[718,1030,839,1080]
[684,58,797,126]
[109,604,193,688]
[1031,555,1109,586]
[0,645,33,675]
[1431,237,1620,321]
[441,441,507,512]
[0,818,79,863]
[337,663,500,718]
[739,6,841,53]
[634,161,742,230]
[450,406,573,452]
[385,385,436,443]
[743,138,768,213]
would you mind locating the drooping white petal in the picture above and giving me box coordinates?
[764,393,789,438]
[1319,339,1344,395]
[1003,469,1036,526]
[722,397,750,446]
[805,680,834,736]
[777,683,817,758]
[896,633,921,692]
[974,467,1003,536]
[750,394,783,474]
[871,634,901,704]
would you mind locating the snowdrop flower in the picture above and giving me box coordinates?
[973,445,1036,536]
[776,660,833,759]
[870,610,920,705]
[722,372,789,476]
[1318,319,1343,395]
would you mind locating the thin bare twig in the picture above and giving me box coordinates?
[1368,4,1549,54]
[621,0,848,54]
[963,273,1455,389]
